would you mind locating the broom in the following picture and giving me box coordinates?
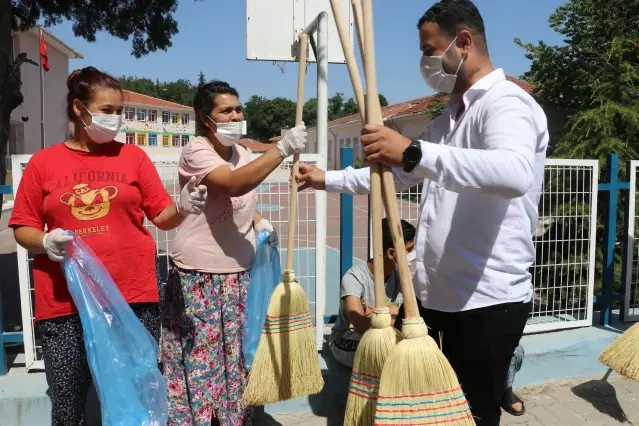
[599,323,639,381]
[328,1,401,424]
[355,1,476,424]
[244,33,324,405]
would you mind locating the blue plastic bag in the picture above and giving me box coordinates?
[61,233,168,426]
[243,230,282,370]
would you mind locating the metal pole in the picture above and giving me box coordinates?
[39,27,45,150]
[307,11,328,346]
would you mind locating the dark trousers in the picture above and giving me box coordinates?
[395,300,531,426]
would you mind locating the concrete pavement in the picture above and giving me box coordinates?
[256,374,639,426]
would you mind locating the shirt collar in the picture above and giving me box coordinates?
[447,68,506,111]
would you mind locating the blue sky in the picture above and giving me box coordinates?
[48,0,566,105]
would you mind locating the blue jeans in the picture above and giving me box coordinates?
[505,345,525,388]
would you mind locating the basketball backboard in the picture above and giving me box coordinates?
[246,0,353,64]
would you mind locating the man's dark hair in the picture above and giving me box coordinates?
[193,80,240,135]
[381,218,416,252]
[417,0,488,53]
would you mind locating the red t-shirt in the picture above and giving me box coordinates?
[9,142,174,321]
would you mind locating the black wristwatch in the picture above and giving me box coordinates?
[402,139,422,173]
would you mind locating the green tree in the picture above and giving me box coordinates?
[197,71,206,88]
[303,98,318,128]
[119,75,158,98]
[244,95,296,141]
[515,0,639,306]
[515,0,639,160]
[341,98,359,117]
[328,92,345,121]
[425,94,447,120]
[1,0,180,213]
[378,93,389,107]
[162,79,197,106]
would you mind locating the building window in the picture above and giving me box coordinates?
[149,110,157,122]
[172,135,180,147]
[181,135,189,146]
[162,111,170,124]
[181,113,190,125]
[125,107,135,120]
[125,133,135,145]
[148,134,157,146]
[162,134,170,147]
[172,113,179,124]
[346,138,351,147]
[136,133,146,146]
[136,109,147,121]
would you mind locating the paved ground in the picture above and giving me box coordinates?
[254,374,639,426]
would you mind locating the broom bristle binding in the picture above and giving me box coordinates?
[374,318,475,425]
[244,277,324,405]
[344,309,401,426]
[599,322,639,381]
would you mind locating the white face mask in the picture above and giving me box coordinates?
[207,117,246,147]
[82,106,122,144]
[420,37,464,93]
[407,251,417,266]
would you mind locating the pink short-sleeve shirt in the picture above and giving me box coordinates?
[171,136,257,273]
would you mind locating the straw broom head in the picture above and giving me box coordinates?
[244,270,324,405]
[373,318,476,425]
[344,307,402,426]
[245,34,324,405]
[599,322,639,381]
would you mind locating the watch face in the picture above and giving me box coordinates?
[407,143,421,161]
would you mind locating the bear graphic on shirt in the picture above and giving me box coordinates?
[59,183,119,221]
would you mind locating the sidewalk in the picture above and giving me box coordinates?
[257,374,639,426]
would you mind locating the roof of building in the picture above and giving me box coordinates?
[23,27,84,59]
[122,90,193,111]
[240,138,278,152]
[309,75,534,132]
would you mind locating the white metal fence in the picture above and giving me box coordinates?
[624,161,639,320]
[388,159,599,334]
[11,152,327,371]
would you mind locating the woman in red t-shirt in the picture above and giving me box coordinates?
[9,66,206,426]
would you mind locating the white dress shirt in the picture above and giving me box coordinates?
[325,69,548,312]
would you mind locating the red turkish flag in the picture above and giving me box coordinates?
[40,33,49,72]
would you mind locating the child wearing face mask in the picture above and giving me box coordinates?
[329,218,416,368]
[9,66,206,426]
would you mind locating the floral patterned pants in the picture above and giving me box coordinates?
[161,263,250,426]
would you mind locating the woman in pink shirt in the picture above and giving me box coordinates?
[161,80,307,426]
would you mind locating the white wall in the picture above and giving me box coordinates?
[10,32,71,154]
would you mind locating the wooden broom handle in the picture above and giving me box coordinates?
[331,0,386,308]
[361,0,419,318]
[285,34,308,271]
[330,0,365,122]
[351,0,366,67]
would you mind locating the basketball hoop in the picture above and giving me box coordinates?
[272,61,286,74]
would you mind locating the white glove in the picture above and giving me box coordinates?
[42,228,74,262]
[177,176,208,215]
[255,218,278,247]
[277,123,307,158]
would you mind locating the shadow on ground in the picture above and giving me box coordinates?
[308,343,350,425]
[571,371,629,423]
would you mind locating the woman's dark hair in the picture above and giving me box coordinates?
[66,66,122,121]
[382,218,416,252]
[193,80,240,135]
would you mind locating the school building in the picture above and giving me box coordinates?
[114,91,195,155]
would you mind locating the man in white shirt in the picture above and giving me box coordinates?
[296,1,548,425]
